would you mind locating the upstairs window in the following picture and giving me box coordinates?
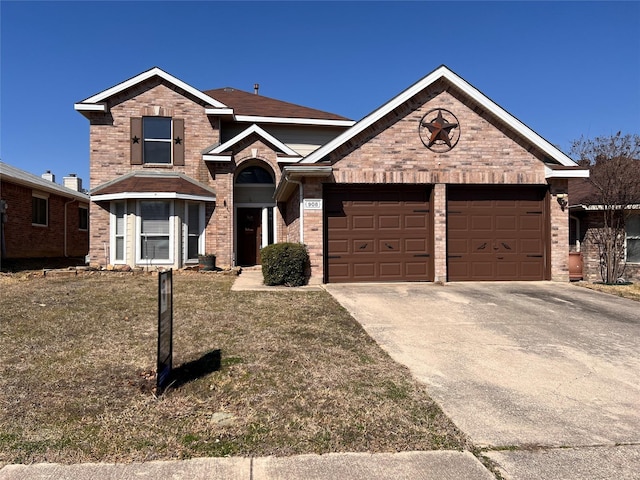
[131,117,184,166]
[32,194,48,226]
[143,117,172,164]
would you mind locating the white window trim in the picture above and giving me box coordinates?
[143,117,173,165]
[626,214,640,264]
[110,201,127,265]
[136,200,174,265]
[183,202,205,263]
[32,191,49,227]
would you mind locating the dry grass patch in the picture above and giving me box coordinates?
[0,273,468,464]
[576,281,640,301]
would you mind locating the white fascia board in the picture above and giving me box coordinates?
[301,66,577,167]
[79,67,228,108]
[576,204,640,211]
[545,167,590,179]
[74,103,107,112]
[205,124,299,157]
[235,115,355,127]
[203,154,232,162]
[205,108,235,116]
[92,192,216,202]
[277,157,303,164]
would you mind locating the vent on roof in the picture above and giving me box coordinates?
[223,87,234,92]
[254,83,259,95]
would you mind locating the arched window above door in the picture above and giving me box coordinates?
[236,165,274,184]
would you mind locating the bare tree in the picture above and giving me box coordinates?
[571,132,640,283]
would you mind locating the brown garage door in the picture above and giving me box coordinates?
[447,186,548,281]
[324,185,433,283]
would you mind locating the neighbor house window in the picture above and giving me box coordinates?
[143,117,172,164]
[626,215,640,263]
[79,205,88,231]
[111,202,126,263]
[185,202,204,262]
[138,200,172,263]
[32,193,48,226]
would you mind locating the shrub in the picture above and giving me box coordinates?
[261,243,309,286]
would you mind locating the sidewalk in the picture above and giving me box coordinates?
[0,451,495,480]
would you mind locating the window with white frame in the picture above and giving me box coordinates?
[139,200,172,262]
[112,202,126,263]
[626,215,640,263]
[32,193,48,226]
[79,205,88,231]
[143,117,172,164]
[185,202,204,262]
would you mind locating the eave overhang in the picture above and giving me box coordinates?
[90,171,216,202]
[91,192,216,202]
[545,166,590,179]
[274,165,333,202]
[234,115,355,127]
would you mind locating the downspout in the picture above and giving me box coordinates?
[63,199,75,257]
[286,174,304,243]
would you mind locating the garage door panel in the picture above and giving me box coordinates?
[353,215,375,230]
[325,185,433,283]
[328,239,349,254]
[405,238,428,253]
[448,186,547,281]
[352,239,374,253]
[471,216,493,230]
[405,214,428,229]
[379,215,401,229]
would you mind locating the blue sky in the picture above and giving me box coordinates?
[1,1,639,189]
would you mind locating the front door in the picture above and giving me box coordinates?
[237,207,262,266]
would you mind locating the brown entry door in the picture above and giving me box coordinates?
[237,208,262,266]
[447,186,548,281]
[325,185,434,283]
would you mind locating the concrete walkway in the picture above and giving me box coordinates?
[0,451,494,480]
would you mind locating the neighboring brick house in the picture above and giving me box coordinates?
[76,65,587,282]
[569,177,640,282]
[0,162,89,267]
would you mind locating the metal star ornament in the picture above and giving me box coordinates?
[419,108,461,152]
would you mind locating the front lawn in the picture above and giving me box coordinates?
[0,272,468,465]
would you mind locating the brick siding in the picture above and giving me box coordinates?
[1,180,89,260]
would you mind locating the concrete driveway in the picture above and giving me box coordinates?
[324,282,640,479]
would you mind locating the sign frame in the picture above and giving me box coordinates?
[303,198,323,210]
[157,269,173,395]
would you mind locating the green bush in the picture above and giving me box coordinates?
[261,243,309,287]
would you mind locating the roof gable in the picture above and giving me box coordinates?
[202,124,301,162]
[300,65,578,170]
[74,67,231,114]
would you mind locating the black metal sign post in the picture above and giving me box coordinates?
[157,269,173,395]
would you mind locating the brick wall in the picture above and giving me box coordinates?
[578,211,640,283]
[311,87,569,282]
[1,180,89,259]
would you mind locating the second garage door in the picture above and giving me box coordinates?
[324,185,434,283]
[447,186,549,281]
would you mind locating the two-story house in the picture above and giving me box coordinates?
[76,66,587,282]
